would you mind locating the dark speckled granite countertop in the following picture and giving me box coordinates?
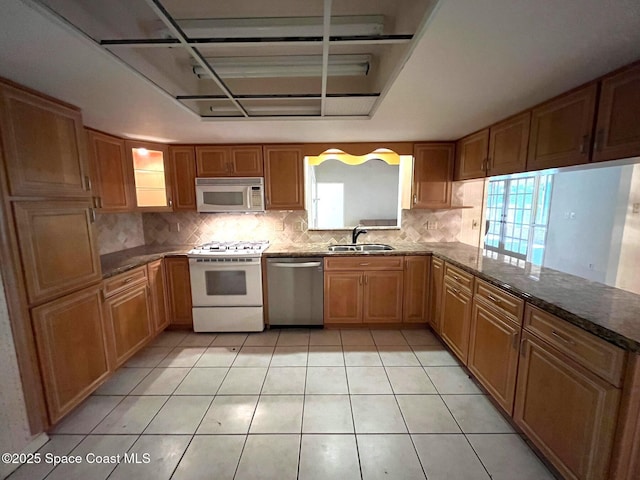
[265,241,640,352]
[101,242,640,352]
[100,245,191,278]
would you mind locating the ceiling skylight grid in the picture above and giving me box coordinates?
[37,0,440,119]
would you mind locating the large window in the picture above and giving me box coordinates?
[484,173,553,265]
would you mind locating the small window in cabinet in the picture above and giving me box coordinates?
[131,147,168,208]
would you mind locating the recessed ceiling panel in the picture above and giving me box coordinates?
[35,0,439,119]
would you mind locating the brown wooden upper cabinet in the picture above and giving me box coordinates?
[263,145,305,210]
[0,81,91,198]
[86,129,134,212]
[527,83,598,171]
[13,200,102,305]
[412,143,454,209]
[593,62,640,162]
[487,112,530,176]
[125,140,173,212]
[195,145,263,177]
[168,146,197,211]
[455,129,489,180]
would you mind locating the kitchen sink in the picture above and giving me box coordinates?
[328,243,394,252]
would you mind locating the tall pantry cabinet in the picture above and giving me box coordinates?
[0,79,108,426]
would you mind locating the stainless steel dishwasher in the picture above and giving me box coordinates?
[266,257,323,326]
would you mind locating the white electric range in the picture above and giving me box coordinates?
[188,240,269,332]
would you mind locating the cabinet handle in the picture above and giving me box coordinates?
[452,274,461,281]
[89,208,96,223]
[359,275,363,285]
[579,135,589,154]
[551,330,576,346]
[124,278,133,284]
[168,198,173,207]
[485,158,490,173]
[512,331,520,349]
[594,129,604,152]
[364,275,368,285]
[84,175,92,191]
[520,338,526,357]
[359,263,370,266]
[487,293,501,304]
[413,194,417,205]
[450,287,460,294]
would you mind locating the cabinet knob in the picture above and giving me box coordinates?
[579,135,590,154]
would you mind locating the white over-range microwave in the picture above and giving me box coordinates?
[195,177,265,213]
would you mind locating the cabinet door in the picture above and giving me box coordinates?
[412,143,454,209]
[403,256,430,323]
[148,259,169,334]
[13,200,102,305]
[593,63,640,162]
[468,300,520,414]
[31,285,110,424]
[440,280,473,362]
[168,146,197,211]
[324,271,363,323]
[455,129,489,180]
[165,257,193,327]
[231,146,263,176]
[126,140,172,211]
[488,112,530,176]
[0,82,91,197]
[514,332,621,480]
[196,146,231,176]
[364,270,404,323]
[264,145,304,210]
[86,129,134,212]
[104,282,152,367]
[429,257,444,333]
[527,83,597,171]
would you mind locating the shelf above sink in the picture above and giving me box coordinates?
[328,243,394,252]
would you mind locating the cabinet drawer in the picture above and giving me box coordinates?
[524,305,626,387]
[103,266,148,298]
[444,263,474,291]
[324,256,404,271]
[474,278,524,324]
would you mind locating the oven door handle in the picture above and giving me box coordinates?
[189,259,260,267]
[270,262,322,268]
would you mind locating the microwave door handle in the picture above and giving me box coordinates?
[247,186,252,209]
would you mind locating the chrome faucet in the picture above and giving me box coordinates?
[352,225,368,244]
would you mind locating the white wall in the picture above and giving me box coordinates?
[0,271,34,479]
[616,163,640,294]
[544,167,627,282]
[313,159,399,227]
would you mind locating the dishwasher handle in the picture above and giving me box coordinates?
[270,262,322,268]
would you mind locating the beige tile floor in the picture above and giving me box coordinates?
[9,328,556,480]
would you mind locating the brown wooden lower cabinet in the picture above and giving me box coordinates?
[403,256,430,323]
[440,278,473,362]
[164,256,193,327]
[514,331,621,480]
[31,284,110,424]
[103,280,152,368]
[363,270,404,323]
[324,271,363,323]
[467,299,521,414]
[428,257,444,333]
[148,259,169,333]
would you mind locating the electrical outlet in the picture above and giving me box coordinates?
[472,219,479,230]
[293,221,304,232]
[633,203,640,214]
[169,222,180,232]
[427,221,438,230]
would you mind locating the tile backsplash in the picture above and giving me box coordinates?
[142,208,462,246]
[96,212,145,254]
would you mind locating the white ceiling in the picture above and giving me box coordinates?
[1,0,639,144]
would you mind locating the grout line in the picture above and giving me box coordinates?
[343,339,364,480]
